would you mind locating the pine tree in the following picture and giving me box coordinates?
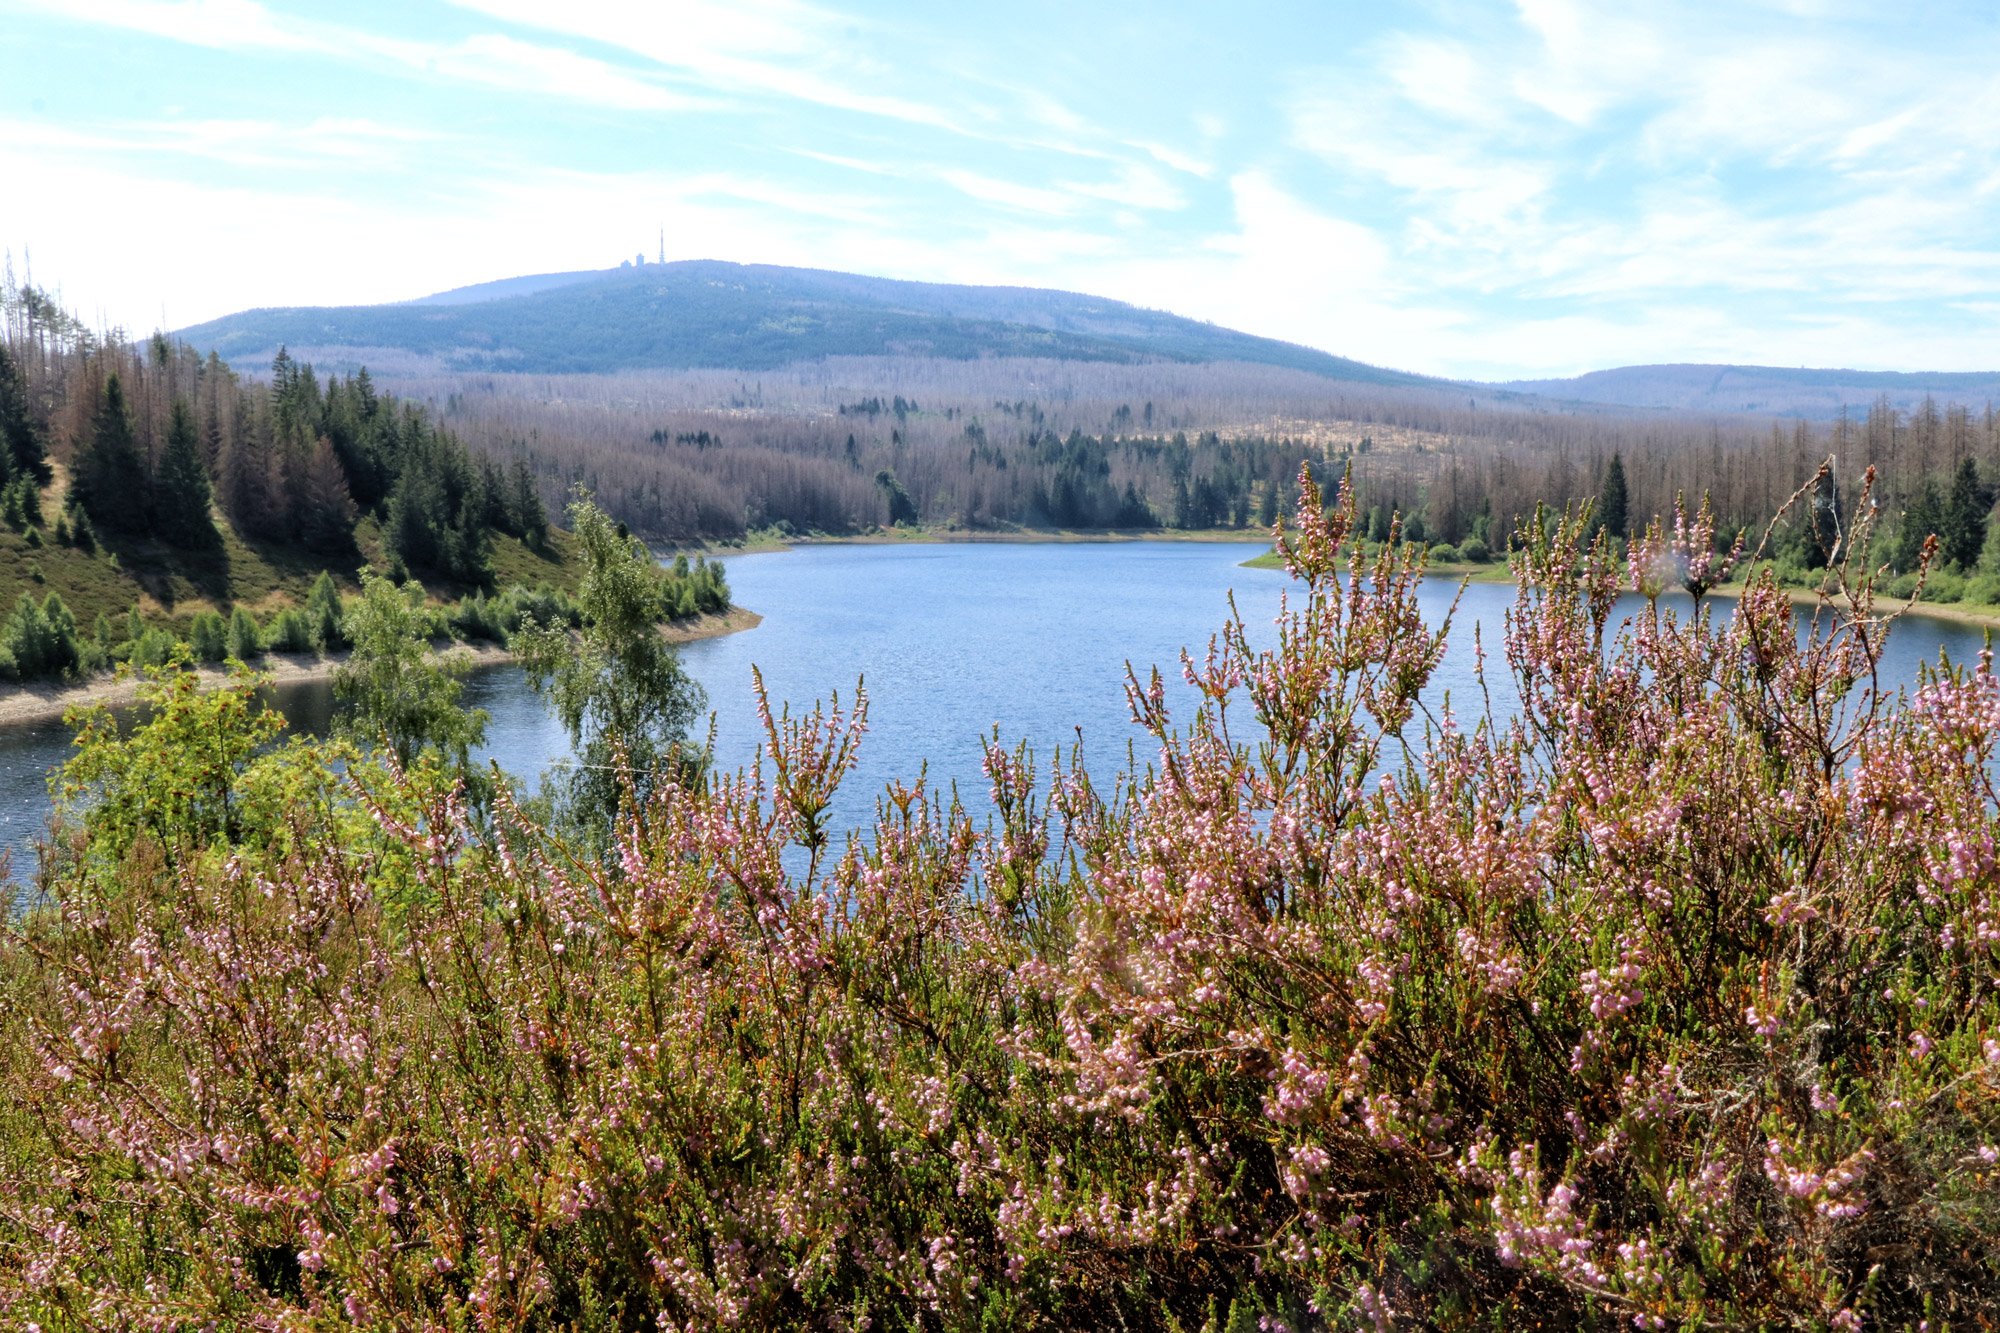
[0,342,43,483]
[1895,479,1941,573]
[154,398,217,548]
[510,460,548,548]
[1941,457,1993,571]
[73,373,148,536]
[1597,453,1629,540]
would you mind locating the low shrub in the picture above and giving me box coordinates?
[187,609,228,661]
[3,482,1997,1330]
[227,605,263,660]
[1459,535,1490,562]
[264,606,316,654]
[1921,568,1968,603]
[1426,541,1460,563]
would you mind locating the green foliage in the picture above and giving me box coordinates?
[661,553,730,619]
[264,605,315,654]
[448,589,506,642]
[72,372,148,536]
[384,415,492,584]
[227,605,262,660]
[1459,535,1491,562]
[1942,457,1995,570]
[874,467,919,525]
[1897,477,1942,573]
[187,609,228,662]
[306,569,347,650]
[331,571,488,772]
[1,590,81,680]
[54,654,287,862]
[517,493,703,842]
[127,625,178,668]
[155,398,219,548]
[1595,451,1629,539]
[1,474,41,531]
[0,341,46,481]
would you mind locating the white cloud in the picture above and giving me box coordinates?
[937,170,1077,216]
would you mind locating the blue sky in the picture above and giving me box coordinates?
[5,0,2000,379]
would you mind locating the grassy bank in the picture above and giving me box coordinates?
[1241,540,2000,629]
[0,605,763,729]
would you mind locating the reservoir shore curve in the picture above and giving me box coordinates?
[0,606,762,729]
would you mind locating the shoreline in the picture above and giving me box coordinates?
[0,605,764,730]
[1247,543,2000,631]
[686,527,1279,556]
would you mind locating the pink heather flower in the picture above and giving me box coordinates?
[1909,1031,1934,1060]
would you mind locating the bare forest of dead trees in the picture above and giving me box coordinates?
[399,360,2000,565]
[12,261,1999,567]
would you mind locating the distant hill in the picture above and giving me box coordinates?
[1503,363,2000,418]
[175,260,1439,387]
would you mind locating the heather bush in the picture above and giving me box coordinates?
[2,468,1997,1330]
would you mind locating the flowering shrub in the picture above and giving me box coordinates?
[2,469,1997,1330]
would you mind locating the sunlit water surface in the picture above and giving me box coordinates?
[0,543,1989,878]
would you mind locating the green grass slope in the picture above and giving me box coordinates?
[0,473,577,643]
[175,260,1442,387]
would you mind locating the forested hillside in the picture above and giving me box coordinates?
[172,260,1441,384]
[415,352,2000,601]
[0,273,608,683]
[1505,362,2000,418]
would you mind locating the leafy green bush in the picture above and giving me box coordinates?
[0,591,80,680]
[187,610,228,662]
[227,605,263,660]
[1427,541,1460,563]
[1888,570,1922,599]
[264,606,316,654]
[127,626,178,668]
[1966,572,2000,607]
[1923,568,1968,603]
[448,589,506,642]
[500,581,581,634]
[1459,535,1490,562]
[307,570,347,651]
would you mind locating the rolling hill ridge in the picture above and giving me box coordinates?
[175,260,1440,386]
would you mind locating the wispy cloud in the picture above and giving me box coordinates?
[12,0,2000,375]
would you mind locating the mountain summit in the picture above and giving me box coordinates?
[174,260,1436,386]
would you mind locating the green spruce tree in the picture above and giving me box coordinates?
[154,398,217,548]
[1941,457,1993,571]
[73,373,148,536]
[0,342,42,483]
[1596,453,1629,541]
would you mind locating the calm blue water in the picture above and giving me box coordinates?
[0,544,1992,876]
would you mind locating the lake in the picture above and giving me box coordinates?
[0,542,1991,875]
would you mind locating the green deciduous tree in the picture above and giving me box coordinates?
[332,572,488,773]
[518,493,704,843]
